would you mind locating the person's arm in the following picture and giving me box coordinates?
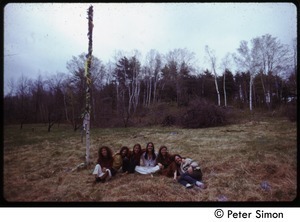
[140,155,145,166]
[173,170,177,181]
[157,163,163,169]
[187,166,193,174]
[187,159,200,174]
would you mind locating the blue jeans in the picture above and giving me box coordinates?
[178,172,199,186]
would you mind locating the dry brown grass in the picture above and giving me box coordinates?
[3,116,297,204]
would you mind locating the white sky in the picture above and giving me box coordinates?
[3,2,297,95]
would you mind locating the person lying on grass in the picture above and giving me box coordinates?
[92,146,117,182]
[171,154,207,189]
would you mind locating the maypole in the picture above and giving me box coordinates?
[84,5,93,165]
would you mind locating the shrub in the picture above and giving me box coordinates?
[161,115,176,126]
[179,100,227,128]
[285,101,297,122]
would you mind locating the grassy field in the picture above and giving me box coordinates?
[3,116,297,204]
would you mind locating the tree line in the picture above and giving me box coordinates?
[4,34,297,130]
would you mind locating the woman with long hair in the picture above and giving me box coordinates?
[127,143,143,173]
[135,142,160,175]
[156,145,173,176]
[92,146,116,182]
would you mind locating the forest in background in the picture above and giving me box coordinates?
[4,34,297,130]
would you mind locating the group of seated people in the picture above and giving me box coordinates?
[92,142,207,189]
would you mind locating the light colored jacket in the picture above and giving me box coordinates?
[179,158,199,175]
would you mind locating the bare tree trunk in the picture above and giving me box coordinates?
[134,76,140,112]
[128,81,133,114]
[249,75,253,111]
[148,77,152,106]
[143,82,146,107]
[260,72,267,105]
[205,46,220,106]
[223,73,227,107]
[145,78,149,107]
[63,90,69,121]
[153,80,157,104]
[214,71,221,106]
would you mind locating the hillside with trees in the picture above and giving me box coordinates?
[4,34,297,129]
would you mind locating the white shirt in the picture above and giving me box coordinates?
[140,152,158,167]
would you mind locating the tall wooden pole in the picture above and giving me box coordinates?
[85,5,93,165]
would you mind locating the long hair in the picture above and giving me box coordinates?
[157,145,172,167]
[158,145,168,157]
[157,145,170,160]
[130,143,143,163]
[119,146,130,158]
[144,142,156,160]
[172,154,183,162]
[132,143,142,154]
[98,146,113,163]
[132,143,143,154]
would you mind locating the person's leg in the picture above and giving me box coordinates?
[122,158,130,173]
[195,180,207,189]
[110,168,117,176]
[93,164,103,177]
[135,166,149,174]
[184,173,198,184]
[148,165,160,174]
[128,163,136,173]
[178,177,188,186]
[190,170,206,188]
[104,169,112,181]
[93,164,106,182]
[190,169,203,181]
[99,170,109,181]
[178,172,197,187]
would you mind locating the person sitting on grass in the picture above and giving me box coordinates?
[127,143,144,174]
[135,142,160,175]
[172,154,207,189]
[112,146,130,174]
[156,145,173,176]
[92,146,116,183]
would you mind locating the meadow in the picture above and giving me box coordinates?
[3,115,297,204]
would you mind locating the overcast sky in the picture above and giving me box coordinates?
[3,2,297,95]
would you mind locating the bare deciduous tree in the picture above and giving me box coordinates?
[144,49,162,106]
[221,53,232,107]
[205,45,221,106]
[252,34,292,108]
[234,40,260,111]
